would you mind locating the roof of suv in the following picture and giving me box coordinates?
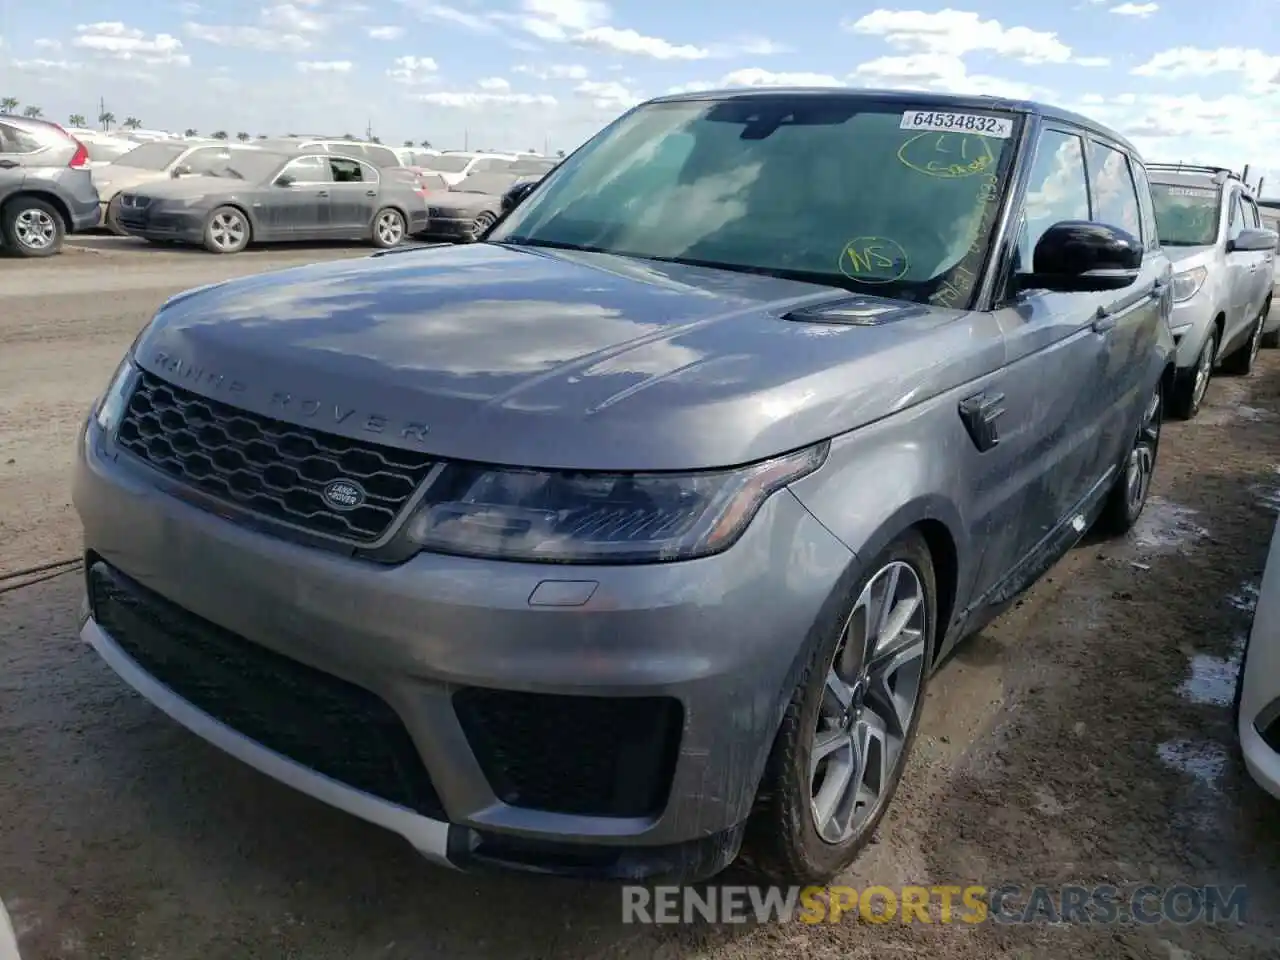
[648,87,1140,156]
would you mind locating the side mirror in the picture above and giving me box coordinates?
[171,164,192,178]
[1018,220,1143,294]
[275,174,295,187]
[1228,227,1279,253]
[501,179,538,213]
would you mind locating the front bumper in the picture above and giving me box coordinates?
[425,212,483,240]
[1240,512,1280,801]
[73,416,855,879]
[116,206,204,244]
[1168,293,1218,369]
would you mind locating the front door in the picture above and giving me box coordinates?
[975,126,1112,599]
[262,155,331,239]
[1243,196,1274,320]
[1223,190,1255,352]
[326,157,379,237]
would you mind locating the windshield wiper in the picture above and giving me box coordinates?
[643,254,864,292]
[498,237,613,254]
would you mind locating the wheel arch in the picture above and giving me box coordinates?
[1,190,71,231]
[209,201,258,240]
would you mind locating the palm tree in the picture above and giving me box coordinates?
[0,97,18,114]
[342,133,354,139]
[211,130,228,140]
[236,131,250,142]
[22,105,42,119]
[184,128,198,137]
[556,149,565,158]
[123,117,142,130]
[419,139,432,149]
[403,139,413,147]
[370,135,382,144]
[98,111,115,131]
[68,113,86,127]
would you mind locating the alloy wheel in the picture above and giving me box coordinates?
[472,212,495,240]
[1192,336,1214,409]
[1125,386,1161,515]
[1249,315,1264,366]
[377,210,404,246]
[14,208,56,251]
[209,212,246,251]
[809,561,927,845]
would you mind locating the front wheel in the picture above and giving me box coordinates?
[1170,328,1216,420]
[468,211,495,242]
[202,206,250,254]
[1221,311,1266,376]
[371,207,406,249]
[1,198,65,257]
[104,195,127,236]
[744,531,934,883]
[1095,382,1161,537]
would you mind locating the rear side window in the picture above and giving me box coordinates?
[1129,162,1160,251]
[364,145,399,167]
[0,121,43,154]
[1016,129,1090,272]
[1227,191,1245,243]
[1244,196,1261,227]
[1086,141,1142,241]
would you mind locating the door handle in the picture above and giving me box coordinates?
[315,190,329,197]
[365,190,377,197]
[0,159,18,169]
[1092,307,1116,333]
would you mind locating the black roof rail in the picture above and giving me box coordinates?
[1147,162,1255,189]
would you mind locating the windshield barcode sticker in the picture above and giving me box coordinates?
[899,111,1013,138]
[1165,187,1218,198]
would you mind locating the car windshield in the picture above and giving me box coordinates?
[509,159,556,176]
[489,96,1021,305]
[185,149,280,180]
[1150,182,1221,246]
[424,155,472,173]
[112,142,190,170]
[452,172,518,194]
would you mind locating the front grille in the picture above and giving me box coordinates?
[427,207,447,217]
[453,687,683,819]
[118,369,435,543]
[120,194,152,210]
[88,562,446,819]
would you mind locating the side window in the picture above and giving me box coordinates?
[329,157,364,183]
[487,158,515,174]
[1226,191,1244,242]
[1086,141,1142,240]
[281,155,331,183]
[1016,129,1091,272]
[0,121,41,154]
[469,158,495,173]
[365,145,399,168]
[330,143,368,161]
[1244,197,1261,228]
[358,161,379,184]
[1129,161,1160,251]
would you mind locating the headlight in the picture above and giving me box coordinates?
[1171,266,1208,303]
[403,442,829,563]
[94,357,137,433]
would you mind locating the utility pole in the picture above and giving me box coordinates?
[99,96,105,130]
[464,127,469,151]
[365,117,372,140]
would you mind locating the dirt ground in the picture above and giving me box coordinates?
[2,240,1279,959]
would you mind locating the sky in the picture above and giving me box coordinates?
[0,0,1278,192]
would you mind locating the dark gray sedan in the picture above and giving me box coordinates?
[114,149,429,254]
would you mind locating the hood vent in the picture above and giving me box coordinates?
[783,296,926,327]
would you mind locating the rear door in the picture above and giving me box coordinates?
[1242,195,1273,317]
[0,122,33,198]
[1223,189,1255,350]
[327,157,379,235]
[979,125,1112,594]
[1082,139,1168,478]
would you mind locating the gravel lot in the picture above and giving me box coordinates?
[2,241,1280,959]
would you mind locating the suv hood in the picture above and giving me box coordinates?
[134,244,1001,471]
[1165,244,1216,268]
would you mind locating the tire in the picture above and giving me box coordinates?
[1233,630,1250,731]
[202,205,250,254]
[1220,310,1266,376]
[469,211,496,242]
[104,195,126,236]
[1169,327,1217,421]
[1095,380,1161,537]
[1263,328,1280,350]
[370,207,406,249]
[743,530,935,883]
[1,197,65,258]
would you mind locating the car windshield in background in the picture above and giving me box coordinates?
[1150,182,1221,246]
[510,160,556,176]
[85,141,131,162]
[187,150,283,181]
[490,96,1021,304]
[111,142,190,170]
[424,155,473,173]
[453,172,518,194]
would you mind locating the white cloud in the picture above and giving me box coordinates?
[478,76,511,90]
[399,0,502,34]
[852,53,1047,100]
[185,23,311,51]
[514,63,590,80]
[574,27,707,60]
[72,22,190,66]
[1110,2,1158,14]
[847,9,1107,66]
[366,25,405,40]
[575,79,642,110]
[297,60,353,73]
[33,38,62,51]
[1132,47,1280,94]
[386,55,439,84]
[489,0,708,59]
[413,91,558,108]
[668,68,845,94]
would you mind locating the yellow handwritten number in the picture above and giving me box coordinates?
[838,237,909,283]
[898,133,994,179]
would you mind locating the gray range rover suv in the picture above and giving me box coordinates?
[74,89,1176,883]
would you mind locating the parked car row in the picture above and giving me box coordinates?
[0,113,560,256]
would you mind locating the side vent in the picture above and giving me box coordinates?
[784,297,926,327]
[958,391,1006,452]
